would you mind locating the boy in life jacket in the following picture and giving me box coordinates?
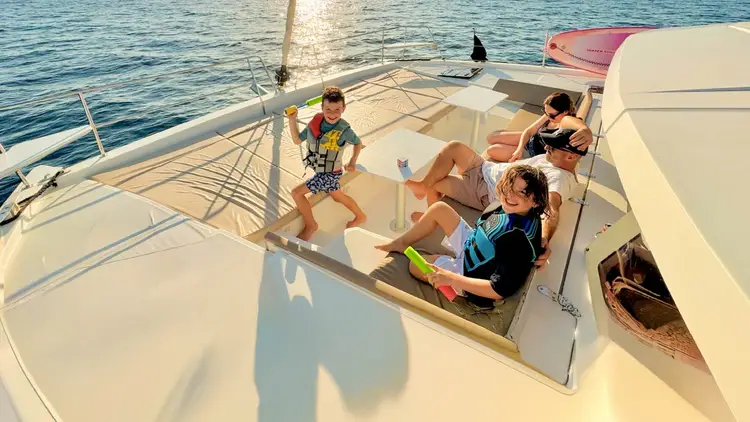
[287,86,366,241]
[375,165,549,309]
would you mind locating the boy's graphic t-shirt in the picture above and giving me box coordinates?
[300,119,361,150]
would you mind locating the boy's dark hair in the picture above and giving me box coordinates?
[322,86,346,106]
[544,91,576,115]
[496,165,550,218]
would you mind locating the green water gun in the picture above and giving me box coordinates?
[405,247,434,274]
[285,95,323,116]
[404,247,457,301]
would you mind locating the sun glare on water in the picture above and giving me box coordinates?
[290,0,347,80]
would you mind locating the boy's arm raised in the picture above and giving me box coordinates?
[288,114,304,145]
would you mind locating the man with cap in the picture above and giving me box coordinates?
[405,128,585,268]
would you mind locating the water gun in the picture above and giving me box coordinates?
[404,246,458,301]
[285,94,323,116]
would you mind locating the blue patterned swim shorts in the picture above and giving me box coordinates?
[305,170,343,194]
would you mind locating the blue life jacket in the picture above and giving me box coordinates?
[463,211,539,273]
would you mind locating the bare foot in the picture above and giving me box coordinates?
[410,211,424,223]
[405,180,427,200]
[297,223,319,241]
[374,241,407,254]
[346,213,367,229]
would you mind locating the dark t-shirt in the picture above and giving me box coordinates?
[462,207,543,308]
[526,120,551,157]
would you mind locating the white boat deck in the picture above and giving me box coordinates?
[0,167,716,422]
[0,55,736,421]
[90,64,590,246]
[0,126,91,181]
[89,67,470,242]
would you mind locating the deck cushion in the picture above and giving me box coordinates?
[505,104,545,132]
[93,68,464,242]
[362,68,466,99]
[92,134,304,239]
[368,198,531,337]
[493,78,581,108]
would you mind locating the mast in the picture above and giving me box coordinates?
[276,0,296,87]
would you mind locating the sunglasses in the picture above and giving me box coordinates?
[543,108,565,119]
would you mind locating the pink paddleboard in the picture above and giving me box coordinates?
[546,27,656,75]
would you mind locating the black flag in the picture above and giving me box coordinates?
[470,29,487,62]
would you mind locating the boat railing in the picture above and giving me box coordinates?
[0,26,559,189]
[289,25,559,89]
[0,26,443,182]
[0,55,275,161]
[1,25,442,187]
[289,25,443,89]
[294,25,443,60]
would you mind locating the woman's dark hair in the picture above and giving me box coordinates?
[497,165,549,218]
[544,91,576,115]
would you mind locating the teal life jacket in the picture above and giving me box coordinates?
[463,211,539,273]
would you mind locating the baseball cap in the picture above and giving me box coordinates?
[538,128,587,156]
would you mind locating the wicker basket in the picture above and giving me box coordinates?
[600,239,707,371]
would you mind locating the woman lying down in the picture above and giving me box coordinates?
[376,165,549,309]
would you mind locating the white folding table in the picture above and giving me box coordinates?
[355,129,446,232]
[441,85,509,151]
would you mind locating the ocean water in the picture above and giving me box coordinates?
[1,0,748,200]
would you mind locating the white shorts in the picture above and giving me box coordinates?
[433,218,473,295]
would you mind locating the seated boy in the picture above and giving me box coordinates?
[287,86,367,241]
